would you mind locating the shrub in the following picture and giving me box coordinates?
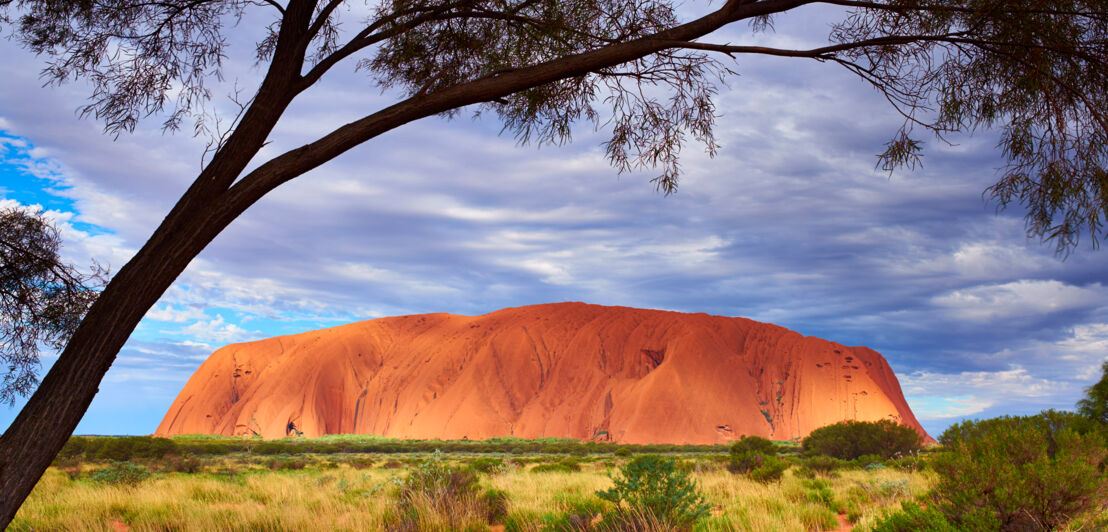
[467,457,505,475]
[544,493,607,531]
[166,454,203,473]
[729,435,777,456]
[596,455,710,529]
[852,454,885,469]
[90,461,151,486]
[930,410,1107,531]
[887,455,926,472]
[802,420,922,460]
[396,453,480,507]
[253,441,291,455]
[802,479,835,507]
[726,451,764,475]
[482,488,510,525]
[384,452,501,531]
[531,459,582,474]
[747,456,788,483]
[800,455,844,476]
[346,456,375,470]
[614,446,633,458]
[870,501,958,532]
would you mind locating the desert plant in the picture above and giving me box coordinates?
[544,493,608,531]
[89,461,151,486]
[870,501,958,532]
[747,456,788,483]
[166,454,203,474]
[931,410,1107,531]
[800,455,845,476]
[729,435,777,457]
[483,488,510,525]
[385,451,504,531]
[597,455,710,530]
[468,457,505,475]
[802,420,922,460]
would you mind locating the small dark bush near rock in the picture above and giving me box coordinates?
[614,446,633,458]
[802,420,922,460]
[729,435,778,457]
[90,461,151,486]
[597,455,710,529]
[931,410,1107,531]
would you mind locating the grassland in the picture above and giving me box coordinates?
[11,435,939,532]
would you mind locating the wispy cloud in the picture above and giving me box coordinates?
[0,6,1105,436]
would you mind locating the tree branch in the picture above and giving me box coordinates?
[238,0,814,210]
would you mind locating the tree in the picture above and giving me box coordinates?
[1077,360,1108,424]
[802,419,922,460]
[931,411,1106,531]
[0,207,104,405]
[0,0,1105,524]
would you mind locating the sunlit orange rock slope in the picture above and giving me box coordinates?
[157,302,930,444]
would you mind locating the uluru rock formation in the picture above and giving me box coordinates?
[157,302,930,444]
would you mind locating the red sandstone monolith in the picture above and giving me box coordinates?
[156,302,930,444]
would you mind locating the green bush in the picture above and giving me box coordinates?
[468,457,505,475]
[931,410,1107,531]
[729,435,777,456]
[802,420,922,460]
[726,451,765,475]
[531,463,579,474]
[596,455,710,529]
[531,459,582,474]
[166,454,203,473]
[90,461,151,486]
[800,455,844,476]
[253,441,292,455]
[384,451,503,530]
[396,452,480,507]
[614,446,633,458]
[802,479,835,507]
[483,488,510,525]
[544,493,607,531]
[870,501,958,532]
[747,456,788,483]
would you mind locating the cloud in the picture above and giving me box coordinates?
[931,280,1108,322]
[173,315,261,344]
[2,5,1107,436]
[901,367,1069,425]
[144,305,208,324]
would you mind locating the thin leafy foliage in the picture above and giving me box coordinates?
[0,207,106,404]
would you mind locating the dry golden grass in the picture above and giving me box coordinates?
[12,456,934,532]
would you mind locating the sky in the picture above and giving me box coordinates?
[1,2,1106,439]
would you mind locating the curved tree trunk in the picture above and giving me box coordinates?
[0,188,238,524]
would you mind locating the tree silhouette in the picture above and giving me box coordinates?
[1077,360,1108,425]
[0,207,105,405]
[0,0,1105,523]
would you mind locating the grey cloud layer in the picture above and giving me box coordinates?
[0,4,1105,436]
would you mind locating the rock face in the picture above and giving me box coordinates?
[157,302,930,444]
